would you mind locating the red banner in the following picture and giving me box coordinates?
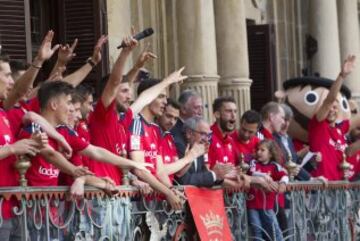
[185,186,232,241]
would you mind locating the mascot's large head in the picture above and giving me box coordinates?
[275,77,352,144]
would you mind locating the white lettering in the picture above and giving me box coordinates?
[38,166,60,178]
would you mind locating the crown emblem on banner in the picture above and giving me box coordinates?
[200,211,224,236]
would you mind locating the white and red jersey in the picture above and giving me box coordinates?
[208,123,238,169]
[309,117,349,180]
[128,114,161,175]
[247,159,288,210]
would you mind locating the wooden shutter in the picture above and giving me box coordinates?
[0,0,28,61]
[58,0,109,86]
[247,24,277,111]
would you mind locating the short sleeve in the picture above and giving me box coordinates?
[57,126,89,152]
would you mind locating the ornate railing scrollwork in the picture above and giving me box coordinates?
[0,182,358,240]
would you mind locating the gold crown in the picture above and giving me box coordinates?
[200,211,224,236]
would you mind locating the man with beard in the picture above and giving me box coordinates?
[232,110,261,163]
[208,97,238,167]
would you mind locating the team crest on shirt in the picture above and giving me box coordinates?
[216,143,221,148]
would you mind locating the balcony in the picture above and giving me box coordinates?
[0,181,359,241]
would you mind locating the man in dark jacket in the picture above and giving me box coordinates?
[175,116,228,187]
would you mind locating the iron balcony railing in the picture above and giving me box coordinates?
[0,181,359,241]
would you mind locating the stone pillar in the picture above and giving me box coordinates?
[309,0,341,79]
[214,0,252,123]
[176,0,219,122]
[107,0,133,70]
[337,0,360,103]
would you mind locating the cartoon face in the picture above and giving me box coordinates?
[277,77,351,143]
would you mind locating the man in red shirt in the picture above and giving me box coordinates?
[0,53,48,241]
[18,81,150,187]
[129,78,189,210]
[232,110,261,163]
[156,98,205,184]
[309,55,360,180]
[208,97,238,168]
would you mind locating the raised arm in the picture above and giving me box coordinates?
[3,31,60,109]
[49,38,78,77]
[125,44,157,87]
[101,36,138,108]
[130,67,187,115]
[316,55,356,122]
[63,36,107,87]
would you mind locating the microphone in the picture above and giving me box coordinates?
[117,28,154,49]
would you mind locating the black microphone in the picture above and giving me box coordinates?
[117,28,154,49]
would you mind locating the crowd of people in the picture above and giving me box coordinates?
[0,30,359,241]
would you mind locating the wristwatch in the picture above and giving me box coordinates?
[86,57,96,68]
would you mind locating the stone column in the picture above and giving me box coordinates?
[176,0,219,122]
[309,0,341,79]
[337,0,360,103]
[107,0,133,70]
[214,0,252,122]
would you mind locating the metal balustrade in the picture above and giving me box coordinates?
[0,181,359,241]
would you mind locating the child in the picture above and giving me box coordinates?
[247,140,288,241]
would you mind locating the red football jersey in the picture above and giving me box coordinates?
[232,131,260,163]
[0,109,19,219]
[19,124,89,186]
[160,131,178,183]
[347,150,360,181]
[129,114,161,175]
[208,124,238,169]
[309,117,349,180]
[247,160,288,210]
[88,100,130,185]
